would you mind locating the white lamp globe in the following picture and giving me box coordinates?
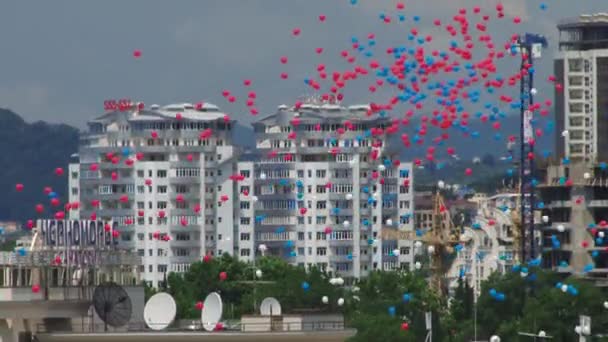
[415,261,422,270]
[530,88,538,95]
[428,246,435,254]
[415,241,423,249]
[584,172,591,179]
[258,244,267,252]
[538,331,546,338]
[343,220,350,228]
[260,173,267,180]
[386,219,393,226]
[542,215,549,223]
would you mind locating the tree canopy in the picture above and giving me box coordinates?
[153,254,608,341]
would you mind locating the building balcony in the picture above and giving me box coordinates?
[588,200,608,207]
[328,239,353,247]
[169,177,200,184]
[545,200,573,208]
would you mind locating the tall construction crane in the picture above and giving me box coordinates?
[382,192,460,296]
[516,33,548,263]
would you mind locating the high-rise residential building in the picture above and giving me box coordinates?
[536,14,608,284]
[555,13,608,163]
[235,101,415,283]
[69,102,238,287]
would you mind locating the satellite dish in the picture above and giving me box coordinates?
[260,297,282,316]
[93,282,132,330]
[201,292,223,332]
[144,293,176,330]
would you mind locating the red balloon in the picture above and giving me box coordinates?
[219,271,228,281]
[195,301,204,310]
[15,183,24,192]
[31,284,40,293]
[401,322,409,331]
[133,50,142,58]
[319,14,326,22]
[465,168,473,176]
[55,167,64,176]
[292,28,301,36]
[203,254,212,263]
[35,204,44,213]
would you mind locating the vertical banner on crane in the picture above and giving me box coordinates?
[523,110,533,142]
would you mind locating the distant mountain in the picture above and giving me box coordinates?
[0,108,79,222]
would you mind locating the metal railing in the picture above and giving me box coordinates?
[36,320,347,334]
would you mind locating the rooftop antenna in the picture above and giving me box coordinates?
[143,292,176,330]
[92,282,132,331]
[201,292,223,332]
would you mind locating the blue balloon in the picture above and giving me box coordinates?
[18,248,26,256]
[49,192,58,198]
[540,3,547,10]
[496,293,506,301]
[121,147,131,156]
[402,293,411,302]
[489,288,497,297]
[388,306,396,316]
[290,251,297,257]
[301,281,310,290]
[296,180,303,187]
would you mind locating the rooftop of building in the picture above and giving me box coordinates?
[253,101,388,127]
[88,102,229,126]
[558,13,608,29]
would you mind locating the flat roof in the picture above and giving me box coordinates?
[36,330,357,342]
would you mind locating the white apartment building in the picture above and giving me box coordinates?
[448,193,519,297]
[235,102,415,283]
[555,13,608,163]
[69,102,238,287]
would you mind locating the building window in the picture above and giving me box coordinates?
[240,249,251,257]
[317,247,327,256]
[240,233,250,241]
[157,170,167,178]
[158,265,168,273]
[157,186,167,194]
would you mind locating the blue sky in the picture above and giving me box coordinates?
[0,0,605,128]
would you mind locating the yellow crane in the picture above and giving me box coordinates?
[381,193,460,296]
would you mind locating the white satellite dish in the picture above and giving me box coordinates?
[144,293,176,330]
[260,297,282,316]
[201,292,223,332]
